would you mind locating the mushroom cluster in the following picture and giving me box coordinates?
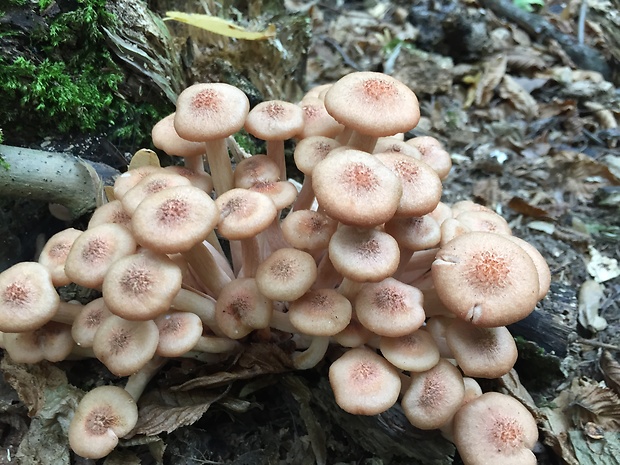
[0,71,547,463]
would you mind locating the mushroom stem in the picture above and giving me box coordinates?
[266,140,286,180]
[205,139,234,196]
[171,288,218,329]
[193,335,241,353]
[183,153,206,174]
[292,176,315,211]
[292,336,330,369]
[181,242,232,297]
[337,278,364,301]
[124,355,168,401]
[346,131,378,153]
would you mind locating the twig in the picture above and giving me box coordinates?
[577,337,620,351]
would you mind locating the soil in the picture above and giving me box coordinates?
[1,1,619,464]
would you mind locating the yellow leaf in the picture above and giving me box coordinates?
[164,11,276,40]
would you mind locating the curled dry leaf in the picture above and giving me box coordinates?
[475,54,507,106]
[499,74,539,119]
[569,378,620,430]
[600,351,620,397]
[578,280,607,332]
[173,342,294,391]
[129,388,230,437]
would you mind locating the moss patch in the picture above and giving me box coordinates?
[0,0,170,150]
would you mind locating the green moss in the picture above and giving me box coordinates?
[0,0,170,150]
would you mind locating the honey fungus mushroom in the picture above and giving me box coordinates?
[453,392,539,465]
[69,385,139,459]
[431,232,541,327]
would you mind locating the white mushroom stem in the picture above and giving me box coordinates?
[181,242,232,297]
[266,139,286,180]
[193,335,241,353]
[205,138,234,196]
[171,288,218,329]
[292,336,330,370]
[346,131,378,153]
[124,355,167,401]
[269,310,297,334]
[183,153,206,173]
[337,278,364,301]
[292,176,315,212]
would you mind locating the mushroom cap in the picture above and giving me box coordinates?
[281,210,337,251]
[4,321,74,363]
[504,235,551,300]
[354,277,426,337]
[215,278,272,339]
[293,136,341,175]
[214,188,277,240]
[151,113,206,157]
[455,210,512,236]
[328,346,401,415]
[121,171,192,215]
[298,97,344,139]
[374,152,442,217]
[113,165,160,200]
[453,392,538,465]
[401,358,465,430]
[446,319,518,378]
[288,288,352,336]
[37,228,83,286]
[406,136,452,180]
[71,297,113,348]
[0,262,60,332]
[174,83,250,141]
[102,251,183,321]
[155,311,203,357]
[431,232,540,327]
[329,226,400,283]
[233,155,281,189]
[312,149,402,227]
[64,223,137,289]
[68,385,138,459]
[255,248,318,302]
[245,100,305,140]
[131,185,219,253]
[373,137,424,158]
[379,328,440,372]
[87,200,132,230]
[249,180,298,210]
[324,71,420,137]
[384,215,441,252]
[163,165,214,193]
[92,315,160,376]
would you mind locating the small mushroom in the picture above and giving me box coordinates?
[329,346,401,415]
[68,385,139,459]
[452,392,538,465]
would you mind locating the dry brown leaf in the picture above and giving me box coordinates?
[129,388,229,437]
[173,342,294,391]
[601,351,620,397]
[0,357,69,417]
[569,378,620,430]
[506,48,546,71]
[499,74,539,119]
[475,54,507,107]
[508,196,552,218]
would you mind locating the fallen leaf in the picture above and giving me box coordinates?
[164,12,276,40]
[577,280,607,332]
[587,246,620,283]
[600,352,620,398]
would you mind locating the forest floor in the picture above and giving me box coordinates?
[1,0,620,464]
